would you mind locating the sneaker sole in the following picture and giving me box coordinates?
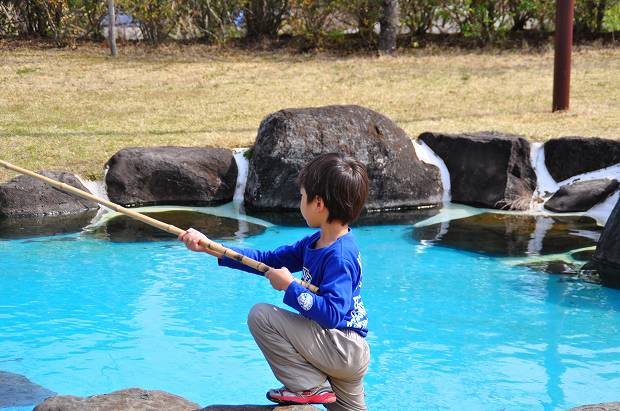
[266,392,337,405]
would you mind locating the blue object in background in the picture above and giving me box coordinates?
[233,11,245,29]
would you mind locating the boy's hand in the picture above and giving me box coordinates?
[265,267,295,291]
[178,228,222,258]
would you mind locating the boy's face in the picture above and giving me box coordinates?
[300,187,322,228]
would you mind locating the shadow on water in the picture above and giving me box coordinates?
[248,207,440,227]
[84,210,266,242]
[413,213,601,258]
[412,212,620,289]
[0,211,98,240]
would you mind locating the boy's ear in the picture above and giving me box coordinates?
[315,196,325,211]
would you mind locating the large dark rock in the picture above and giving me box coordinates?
[86,210,265,242]
[418,131,537,210]
[0,371,55,408]
[34,388,200,411]
[106,147,237,207]
[0,170,98,218]
[584,198,620,288]
[413,213,601,257]
[567,402,620,411]
[544,178,619,212]
[244,105,443,211]
[544,136,620,182]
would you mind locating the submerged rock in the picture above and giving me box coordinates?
[244,105,443,211]
[544,178,619,212]
[544,136,620,182]
[413,213,601,257]
[106,147,237,207]
[0,170,98,218]
[517,260,579,275]
[0,370,55,408]
[34,388,199,411]
[418,131,536,210]
[571,249,595,262]
[86,210,265,242]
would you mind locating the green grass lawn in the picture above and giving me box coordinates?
[1,42,619,182]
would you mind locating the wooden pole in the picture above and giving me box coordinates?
[552,0,574,112]
[0,160,318,294]
[107,0,118,57]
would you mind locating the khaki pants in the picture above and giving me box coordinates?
[247,303,370,411]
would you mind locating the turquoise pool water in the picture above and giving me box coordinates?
[1,222,620,410]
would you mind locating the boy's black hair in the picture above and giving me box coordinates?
[297,153,369,224]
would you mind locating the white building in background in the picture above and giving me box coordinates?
[101,13,143,40]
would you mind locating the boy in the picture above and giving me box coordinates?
[179,153,370,410]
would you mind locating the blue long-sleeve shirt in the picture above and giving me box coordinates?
[218,230,368,337]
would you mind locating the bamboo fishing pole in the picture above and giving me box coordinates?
[0,159,319,294]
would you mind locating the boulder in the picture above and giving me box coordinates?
[0,371,55,408]
[567,402,620,411]
[584,198,620,288]
[34,388,199,411]
[244,105,443,211]
[544,178,619,212]
[105,147,237,207]
[0,170,98,218]
[418,131,537,210]
[544,136,620,182]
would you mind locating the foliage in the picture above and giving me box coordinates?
[400,0,441,35]
[1,0,620,47]
[242,0,289,38]
[603,0,620,31]
[289,0,336,47]
[574,0,620,34]
[176,0,243,43]
[118,0,177,43]
[333,0,381,48]
[443,0,513,45]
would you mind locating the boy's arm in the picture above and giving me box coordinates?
[282,256,355,329]
[218,239,306,276]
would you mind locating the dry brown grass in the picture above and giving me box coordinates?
[1,42,619,182]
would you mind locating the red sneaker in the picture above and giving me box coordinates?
[266,385,337,405]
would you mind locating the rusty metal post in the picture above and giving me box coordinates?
[552,0,574,112]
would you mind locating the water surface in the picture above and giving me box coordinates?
[1,221,619,410]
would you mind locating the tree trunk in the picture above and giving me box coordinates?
[596,0,607,33]
[107,0,117,57]
[378,0,399,55]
